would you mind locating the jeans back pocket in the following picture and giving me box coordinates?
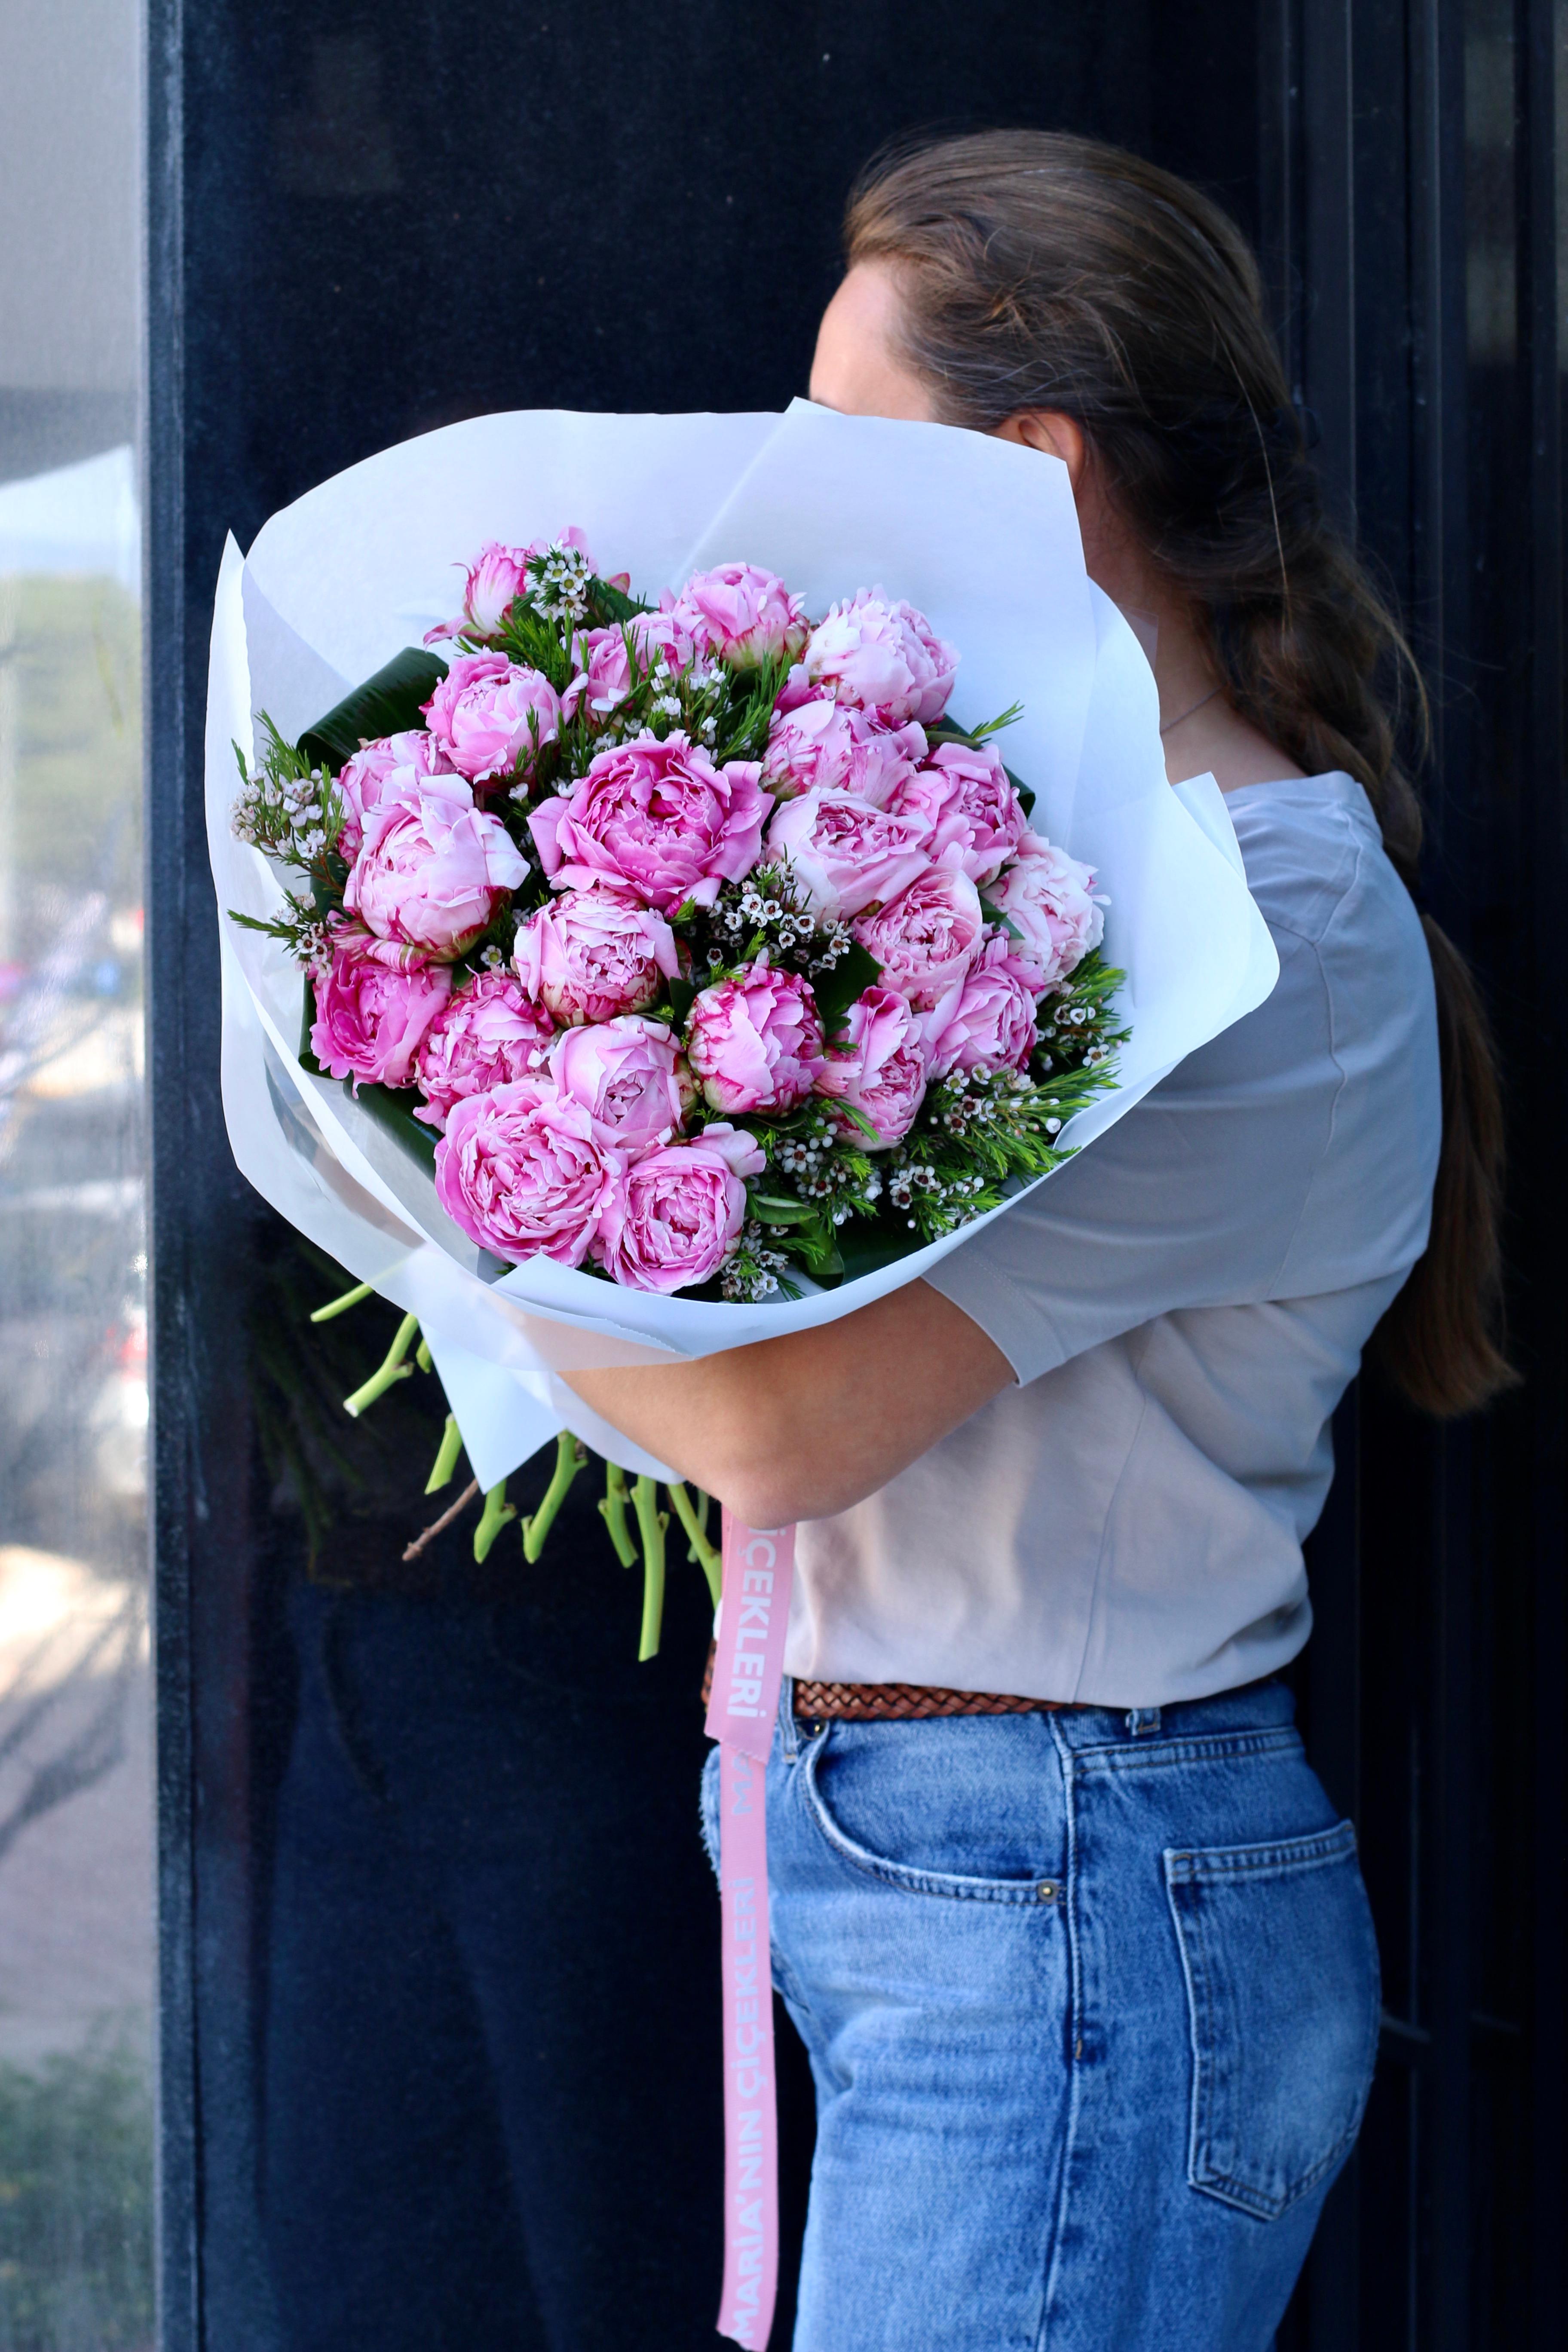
[1164,1818,1380,2220]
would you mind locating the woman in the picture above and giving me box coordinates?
[567,132,1511,2351]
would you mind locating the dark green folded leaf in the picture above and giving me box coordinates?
[299,646,450,769]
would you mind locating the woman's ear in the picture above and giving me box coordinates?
[992,410,1087,484]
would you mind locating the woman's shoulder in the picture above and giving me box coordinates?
[1222,771,1421,958]
[1171,770,1435,1099]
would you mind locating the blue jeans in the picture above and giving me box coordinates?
[703,1679,1378,2352]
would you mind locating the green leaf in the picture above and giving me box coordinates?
[812,943,882,1032]
[299,647,450,769]
[588,576,647,626]
[979,894,1028,946]
[667,974,697,1031]
[1004,763,1035,816]
[351,1080,440,1172]
[836,1216,927,1282]
[787,1220,843,1283]
[747,1192,818,1226]
[299,976,319,1066]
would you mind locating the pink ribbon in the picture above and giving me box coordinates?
[705,1512,796,2349]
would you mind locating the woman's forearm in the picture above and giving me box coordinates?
[563,1277,1012,1525]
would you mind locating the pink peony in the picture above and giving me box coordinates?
[670,563,809,671]
[816,984,929,1147]
[791,589,959,726]
[513,887,679,1027]
[334,731,443,860]
[988,833,1106,987]
[309,928,452,1090]
[550,1015,691,1152]
[412,970,556,1131]
[565,609,701,720]
[684,960,825,1116]
[529,732,768,913]
[884,740,1028,888]
[434,1074,623,1267]
[344,772,527,960]
[761,697,927,805]
[764,788,932,922]
[922,934,1042,1079]
[852,860,985,1011]
[422,652,562,787]
[594,1124,764,1294]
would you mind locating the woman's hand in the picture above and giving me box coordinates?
[563,1278,1012,1527]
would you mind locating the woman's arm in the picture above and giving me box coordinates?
[563,1279,1013,1527]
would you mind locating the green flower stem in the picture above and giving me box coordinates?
[309,1278,374,1324]
[521,1433,588,1563]
[342,1312,420,1418]
[425,1413,464,1495]
[632,1476,668,1661]
[472,1479,516,1563]
[668,1482,721,1608]
[597,1462,639,1568]
[416,1336,433,1374]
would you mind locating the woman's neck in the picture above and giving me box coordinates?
[1114,585,1306,794]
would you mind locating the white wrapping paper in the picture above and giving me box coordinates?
[207,401,1278,1488]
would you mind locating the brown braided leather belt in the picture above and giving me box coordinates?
[701,1642,1080,1722]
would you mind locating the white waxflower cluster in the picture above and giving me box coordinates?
[230,763,338,864]
[771,1113,882,1216]
[707,867,853,980]
[885,1160,989,1228]
[933,1065,1035,1139]
[720,1225,793,1301]
[528,541,593,625]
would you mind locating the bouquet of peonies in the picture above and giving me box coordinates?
[208,401,1277,1505]
[230,530,1126,1309]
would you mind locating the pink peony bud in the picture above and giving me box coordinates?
[334,731,442,861]
[684,960,825,1116]
[529,731,769,914]
[309,928,452,1090]
[594,1124,764,1294]
[852,859,985,1011]
[411,969,556,1131]
[513,887,679,1028]
[922,934,1042,1079]
[344,772,528,961]
[422,652,562,787]
[764,787,932,922]
[791,589,959,727]
[816,983,929,1147]
[550,1014,691,1151]
[461,542,531,636]
[988,832,1106,988]
[433,1074,624,1268]
[670,563,809,671]
[760,696,927,805]
[884,740,1029,888]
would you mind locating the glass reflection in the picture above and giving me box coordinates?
[0,0,150,2340]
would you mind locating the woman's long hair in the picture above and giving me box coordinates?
[845,129,1513,1417]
